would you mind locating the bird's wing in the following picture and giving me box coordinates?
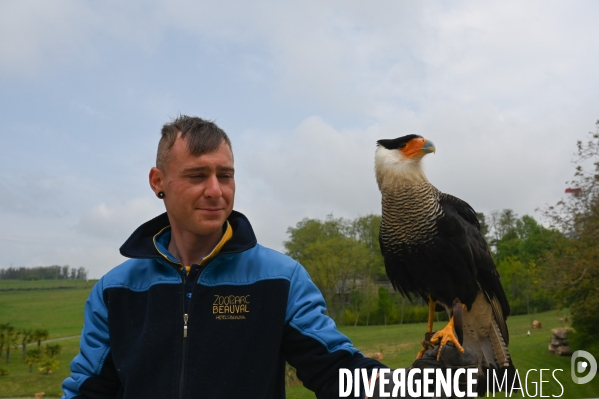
[438,192,511,344]
[438,192,480,230]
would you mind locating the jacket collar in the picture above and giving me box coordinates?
[119,210,257,259]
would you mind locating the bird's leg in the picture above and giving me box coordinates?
[430,298,466,361]
[426,296,436,334]
[416,295,436,359]
[452,298,464,345]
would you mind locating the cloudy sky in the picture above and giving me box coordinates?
[1,1,598,278]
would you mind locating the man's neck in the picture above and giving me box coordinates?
[167,227,224,266]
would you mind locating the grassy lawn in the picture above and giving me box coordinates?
[0,280,95,338]
[0,280,94,397]
[287,310,599,398]
[0,337,80,398]
[1,280,598,398]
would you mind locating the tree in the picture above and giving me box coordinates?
[541,120,599,353]
[476,212,490,242]
[363,282,379,326]
[300,235,371,319]
[5,328,20,364]
[45,343,62,357]
[347,289,365,326]
[38,355,59,374]
[377,286,392,325]
[0,323,11,360]
[485,211,564,315]
[18,329,34,361]
[76,267,88,280]
[494,215,562,262]
[349,215,387,281]
[284,215,348,263]
[0,265,88,280]
[25,348,41,373]
[285,214,387,322]
[32,329,49,349]
[488,209,518,250]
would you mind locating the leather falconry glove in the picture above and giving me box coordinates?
[369,343,479,399]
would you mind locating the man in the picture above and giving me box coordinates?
[63,116,475,399]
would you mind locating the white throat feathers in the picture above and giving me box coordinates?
[374,145,429,190]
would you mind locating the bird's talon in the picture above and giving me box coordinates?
[429,316,464,360]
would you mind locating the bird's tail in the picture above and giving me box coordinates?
[462,293,517,396]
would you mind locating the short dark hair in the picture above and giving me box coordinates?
[156,115,232,170]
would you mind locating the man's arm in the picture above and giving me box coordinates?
[281,263,385,399]
[62,278,121,399]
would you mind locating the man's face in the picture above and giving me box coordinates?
[152,135,235,237]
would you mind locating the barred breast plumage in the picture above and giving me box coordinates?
[380,182,442,250]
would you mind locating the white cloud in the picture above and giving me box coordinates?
[233,116,379,249]
[234,108,588,250]
[4,1,598,119]
[0,212,127,278]
[2,0,598,276]
[0,174,66,216]
[0,0,95,75]
[76,197,164,241]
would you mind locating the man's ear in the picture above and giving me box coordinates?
[149,167,164,196]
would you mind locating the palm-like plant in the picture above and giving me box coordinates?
[19,328,34,361]
[25,348,41,373]
[3,325,14,364]
[0,323,13,360]
[38,355,59,374]
[32,328,49,349]
[5,328,20,364]
[45,343,62,357]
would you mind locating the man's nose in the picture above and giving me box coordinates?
[204,175,222,197]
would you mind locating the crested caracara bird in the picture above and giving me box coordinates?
[374,135,516,393]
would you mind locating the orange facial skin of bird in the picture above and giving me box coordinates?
[401,138,436,158]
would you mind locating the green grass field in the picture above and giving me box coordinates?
[1,280,598,398]
[286,311,599,399]
[0,280,95,338]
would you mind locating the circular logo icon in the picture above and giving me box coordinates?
[571,350,597,384]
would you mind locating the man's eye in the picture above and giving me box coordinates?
[190,175,206,179]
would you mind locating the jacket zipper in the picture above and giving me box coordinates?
[178,313,188,399]
[183,313,188,337]
[178,264,206,399]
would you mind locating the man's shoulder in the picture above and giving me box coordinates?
[244,243,303,273]
[99,257,180,292]
[201,244,302,286]
[251,243,298,263]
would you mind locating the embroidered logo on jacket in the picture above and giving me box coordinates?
[213,294,250,320]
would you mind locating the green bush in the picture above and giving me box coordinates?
[570,312,599,355]
[342,308,358,326]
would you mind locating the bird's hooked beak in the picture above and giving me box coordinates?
[421,140,436,154]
